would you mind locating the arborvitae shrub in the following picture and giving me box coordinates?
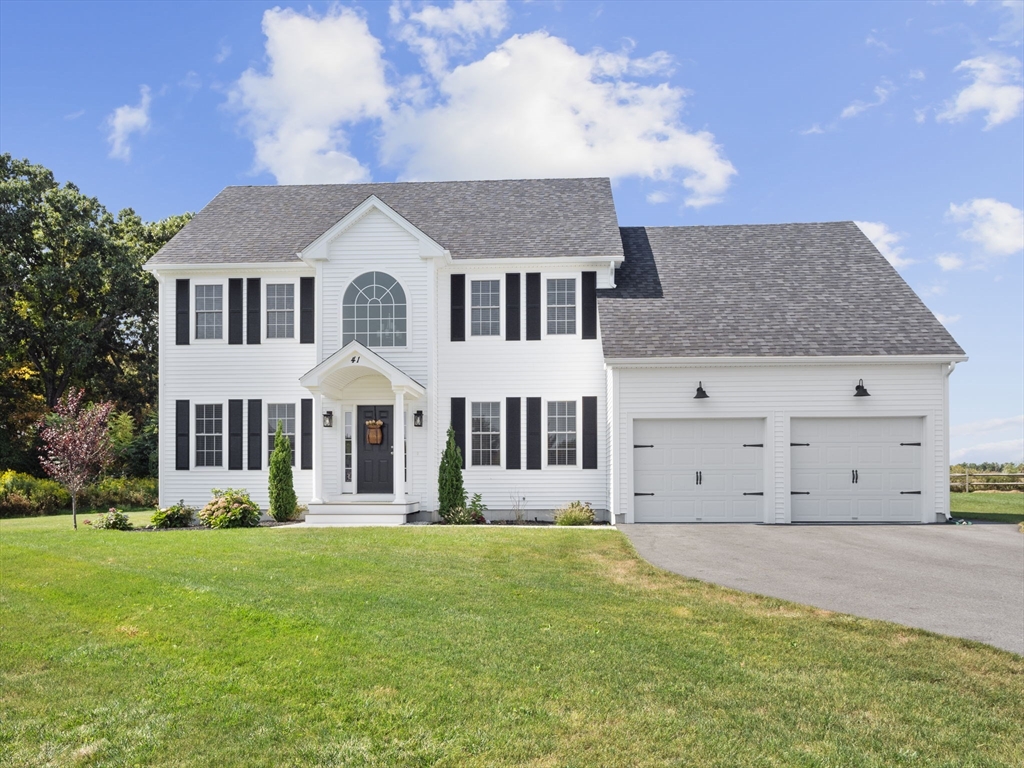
[437,425,465,521]
[268,422,298,522]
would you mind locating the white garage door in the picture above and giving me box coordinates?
[790,417,924,523]
[633,419,764,523]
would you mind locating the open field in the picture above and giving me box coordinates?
[950,491,1024,523]
[2,514,1022,767]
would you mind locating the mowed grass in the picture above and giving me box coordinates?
[950,491,1024,523]
[1,515,1022,767]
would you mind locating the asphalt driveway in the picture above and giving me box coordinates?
[621,522,1024,655]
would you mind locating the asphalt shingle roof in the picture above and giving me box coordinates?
[598,223,965,358]
[146,178,623,265]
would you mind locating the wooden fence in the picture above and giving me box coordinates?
[950,472,1024,493]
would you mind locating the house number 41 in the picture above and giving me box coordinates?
[350,356,361,364]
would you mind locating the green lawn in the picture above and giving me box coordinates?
[950,491,1024,523]
[2,515,1022,767]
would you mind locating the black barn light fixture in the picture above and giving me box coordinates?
[694,381,709,399]
[414,410,424,427]
[854,379,871,397]
[322,410,334,428]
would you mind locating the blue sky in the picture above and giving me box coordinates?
[2,0,1022,462]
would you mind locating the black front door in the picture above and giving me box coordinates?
[358,405,393,494]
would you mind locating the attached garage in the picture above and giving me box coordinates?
[633,418,764,522]
[790,417,924,522]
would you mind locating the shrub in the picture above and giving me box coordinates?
[444,493,487,525]
[438,425,466,521]
[268,423,298,522]
[0,471,70,516]
[151,500,197,529]
[554,500,595,526]
[89,507,133,530]
[198,488,261,529]
[80,476,158,509]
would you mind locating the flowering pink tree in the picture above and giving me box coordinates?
[38,388,114,529]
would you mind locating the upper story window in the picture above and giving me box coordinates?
[471,280,500,336]
[195,404,223,466]
[195,284,223,340]
[266,283,295,339]
[343,272,407,347]
[546,278,576,335]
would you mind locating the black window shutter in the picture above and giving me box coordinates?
[451,397,466,469]
[175,279,190,345]
[301,398,313,470]
[246,278,261,344]
[451,274,465,342]
[300,277,315,344]
[526,397,541,470]
[505,273,520,341]
[247,399,262,470]
[506,397,521,469]
[582,396,598,469]
[175,400,189,470]
[228,279,243,345]
[228,399,243,469]
[525,273,541,341]
[581,271,597,340]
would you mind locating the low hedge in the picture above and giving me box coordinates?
[0,471,157,518]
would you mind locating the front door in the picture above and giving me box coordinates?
[358,405,393,494]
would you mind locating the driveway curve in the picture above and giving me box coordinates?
[620,522,1024,655]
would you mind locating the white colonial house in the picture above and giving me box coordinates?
[145,178,966,525]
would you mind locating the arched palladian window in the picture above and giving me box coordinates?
[342,272,407,347]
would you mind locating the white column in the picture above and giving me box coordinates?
[310,390,323,504]
[393,388,406,502]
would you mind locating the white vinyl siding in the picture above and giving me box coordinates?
[546,278,576,335]
[195,404,223,467]
[268,403,296,466]
[266,283,295,338]
[547,400,577,466]
[471,402,501,466]
[471,280,500,336]
[195,284,223,340]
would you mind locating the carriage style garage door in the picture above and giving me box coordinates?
[633,419,765,522]
[790,417,924,523]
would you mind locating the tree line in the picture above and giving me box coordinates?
[0,154,191,476]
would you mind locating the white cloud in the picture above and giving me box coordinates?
[800,123,826,135]
[229,7,391,184]
[106,85,152,162]
[215,42,232,64]
[64,109,85,121]
[382,31,736,207]
[855,220,915,268]
[865,33,894,54]
[909,69,926,81]
[936,54,1023,129]
[951,438,1024,463]
[391,0,510,78]
[934,312,961,325]
[646,191,670,204]
[953,414,1024,438]
[935,253,965,271]
[914,107,929,123]
[948,198,1024,256]
[840,80,894,119]
[919,282,946,297]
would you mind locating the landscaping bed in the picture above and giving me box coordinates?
[1,515,1021,767]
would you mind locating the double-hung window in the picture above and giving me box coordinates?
[266,283,295,338]
[195,404,223,467]
[547,401,576,466]
[267,403,296,465]
[471,280,500,336]
[195,284,223,339]
[546,278,576,335]
[471,402,501,466]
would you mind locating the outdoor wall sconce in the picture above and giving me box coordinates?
[694,381,709,399]
[322,411,334,428]
[854,379,871,397]
[414,411,424,427]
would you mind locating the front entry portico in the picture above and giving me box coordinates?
[299,341,425,525]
